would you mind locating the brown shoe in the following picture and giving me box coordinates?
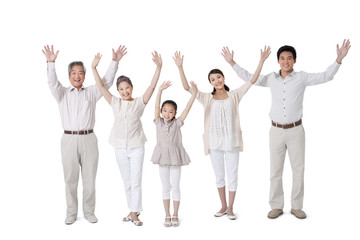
[291,209,306,219]
[267,209,283,219]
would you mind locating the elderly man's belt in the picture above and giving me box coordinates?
[64,130,93,135]
[271,119,302,129]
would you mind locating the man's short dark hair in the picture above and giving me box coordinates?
[68,61,86,76]
[277,45,297,60]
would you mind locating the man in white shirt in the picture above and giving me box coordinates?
[222,40,351,219]
[42,45,126,224]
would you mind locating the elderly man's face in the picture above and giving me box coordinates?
[69,65,85,89]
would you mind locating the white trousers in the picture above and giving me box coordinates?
[159,166,181,201]
[269,125,305,210]
[209,150,239,192]
[61,133,99,218]
[115,147,144,212]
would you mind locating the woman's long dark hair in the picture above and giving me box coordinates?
[208,69,230,95]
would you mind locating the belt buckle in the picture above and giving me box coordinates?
[84,130,88,135]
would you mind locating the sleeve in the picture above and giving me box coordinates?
[303,61,341,86]
[232,81,252,103]
[94,61,119,101]
[110,95,119,114]
[139,95,147,107]
[102,61,119,89]
[47,62,65,102]
[176,118,184,127]
[187,87,209,106]
[154,117,161,124]
[232,63,270,87]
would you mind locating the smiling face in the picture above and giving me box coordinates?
[118,81,133,101]
[278,51,296,76]
[209,73,225,90]
[161,103,177,122]
[69,65,85,89]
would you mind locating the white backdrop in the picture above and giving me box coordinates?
[0,0,359,239]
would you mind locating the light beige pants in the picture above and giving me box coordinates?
[269,125,305,210]
[61,133,99,218]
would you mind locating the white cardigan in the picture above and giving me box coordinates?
[188,81,252,155]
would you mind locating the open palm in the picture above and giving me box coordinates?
[112,45,127,62]
[42,45,59,62]
[337,39,351,60]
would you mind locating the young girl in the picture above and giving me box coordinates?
[151,80,198,227]
[173,47,270,220]
[91,49,162,226]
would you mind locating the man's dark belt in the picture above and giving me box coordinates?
[271,119,302,129]
[64,129,94,135]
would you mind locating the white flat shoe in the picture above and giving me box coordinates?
[164,216,172,227]
[228,214,237,220]
[172,216,180,227]
[214,208,228,217]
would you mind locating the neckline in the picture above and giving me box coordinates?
[212,97,230,101]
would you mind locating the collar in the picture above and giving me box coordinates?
[69,86,86,92]
[276,69,296,79]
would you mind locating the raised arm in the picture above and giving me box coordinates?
[43,45,64,102]
[223,46,271,87]
[101,45,126,89]
[42,45,59,63]
[92,53,113,104]
[142,51,162,105]
[249,46,271,84]
[304,39,351,86]
[336,39,351,64]
[154,81,172,121]
[221,46,236,66]
[179,81,198,123]
[173,51,190,91]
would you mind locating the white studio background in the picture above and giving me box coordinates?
[0,0,359,239]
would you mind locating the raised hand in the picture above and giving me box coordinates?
[190,81,198,94]
[159,81,172,91]
[173,51,184,68]
[92,53,102,68]
[152,51,162,67]
[112,45,127,62]
[336,39,351,64]
[179,80,198,123]
[42,45,59,62]
[221,46,234,64]
[260,46,271,62]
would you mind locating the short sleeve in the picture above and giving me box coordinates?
[154,117,161,124]
[175,118,184,127]
[110,95,118,106]
[110,95,121,114]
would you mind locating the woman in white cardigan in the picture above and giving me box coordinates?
[173,47,270,219]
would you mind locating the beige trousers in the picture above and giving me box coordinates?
[269,125,305,210]
[61,133,99,218]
